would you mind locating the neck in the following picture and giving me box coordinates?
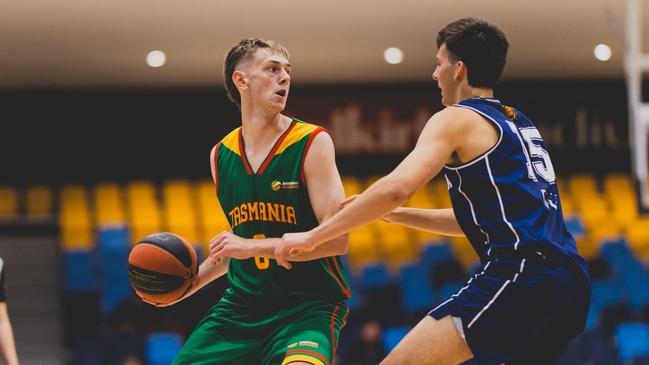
[457,85,494,102]
[240,102,289,151]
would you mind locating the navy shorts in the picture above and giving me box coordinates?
[429,254,591,365]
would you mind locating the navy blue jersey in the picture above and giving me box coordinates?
[443,97,579,263]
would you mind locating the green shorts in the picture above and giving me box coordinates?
[172,288,349,365]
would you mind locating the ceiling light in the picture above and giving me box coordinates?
[384,47,403,64]
[593,44,611,62]
[147,50,166,68]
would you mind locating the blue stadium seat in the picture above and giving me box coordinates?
[145,332,183,365]
[614,322,649,363]
[381,326,410,353]
[399,263,434,313]
[420,243,453,272]
[626,278,649,310]
[585,280,626,330]
[565,217,585,236]
[591,280,625,308]
[600,240,634,267]
[345,275,363,311]
[361,263,390,290]
[97,226,130,256]
[97,226,132,314]
[63,250,97,291]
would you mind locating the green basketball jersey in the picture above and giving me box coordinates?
[214,118,350,301]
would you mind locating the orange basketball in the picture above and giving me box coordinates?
[128,232,198,305]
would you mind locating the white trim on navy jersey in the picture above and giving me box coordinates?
[430,261,492,313]
[456,170,490,246]
[467,258,526,328]
[485,156,521,250]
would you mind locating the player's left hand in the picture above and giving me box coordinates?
[209,231,256,262]
[274,231,315,270]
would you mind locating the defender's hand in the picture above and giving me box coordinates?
[274,231,315,270]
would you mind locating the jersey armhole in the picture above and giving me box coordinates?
[444,105,504,170]
[300,127,330,184]
[212,142,221,194]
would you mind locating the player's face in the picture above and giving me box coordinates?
[246,49,291,112]
[432,44,459,106]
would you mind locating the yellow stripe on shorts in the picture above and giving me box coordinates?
[281,354,326,365]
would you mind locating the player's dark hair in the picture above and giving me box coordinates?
[224,38,289,109]
[436,18,509,88]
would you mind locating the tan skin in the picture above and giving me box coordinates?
[0,302,19,365]
[274,43,501,364]
[147,48,349,365]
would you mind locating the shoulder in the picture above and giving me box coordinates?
[433,105,482,123]
[422,106,482,136]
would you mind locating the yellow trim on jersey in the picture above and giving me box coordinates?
[275,122,320,155]
[220,128,241,156]
[281,354,326,365]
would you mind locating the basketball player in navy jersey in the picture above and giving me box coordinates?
[275,18,591,365]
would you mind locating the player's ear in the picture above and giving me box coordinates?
[453,61,466,82]
[232,70,248,89]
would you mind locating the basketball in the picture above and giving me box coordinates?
[128,232,198,305]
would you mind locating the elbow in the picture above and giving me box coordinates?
[384,184,411,205]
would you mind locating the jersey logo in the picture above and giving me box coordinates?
[286,341,318,349]
[502,105,516,119]
[271,180,299,191]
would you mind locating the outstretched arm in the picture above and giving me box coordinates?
[384,207,464,236]
[339,195,465,237]
[274,107,472,267]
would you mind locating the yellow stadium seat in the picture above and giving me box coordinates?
[25,185,52,219]
[61,225,94,249]
[348,226,380,269]
[575,196,610,227]
[407,187,435,208]
[59,196,94,249]
[604,174,634,194]
[128,181,156,198]
[414,230,444,247]
[575,236,598,260]
[0,186,18,219]
[376,223,416,269]
[126,181,163,240]
[94,183,126,226]
[162,180,199,244]
[61,185,88,211]
[560,197,576,217]
[569,174,598,196]
[626,220,649,260]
